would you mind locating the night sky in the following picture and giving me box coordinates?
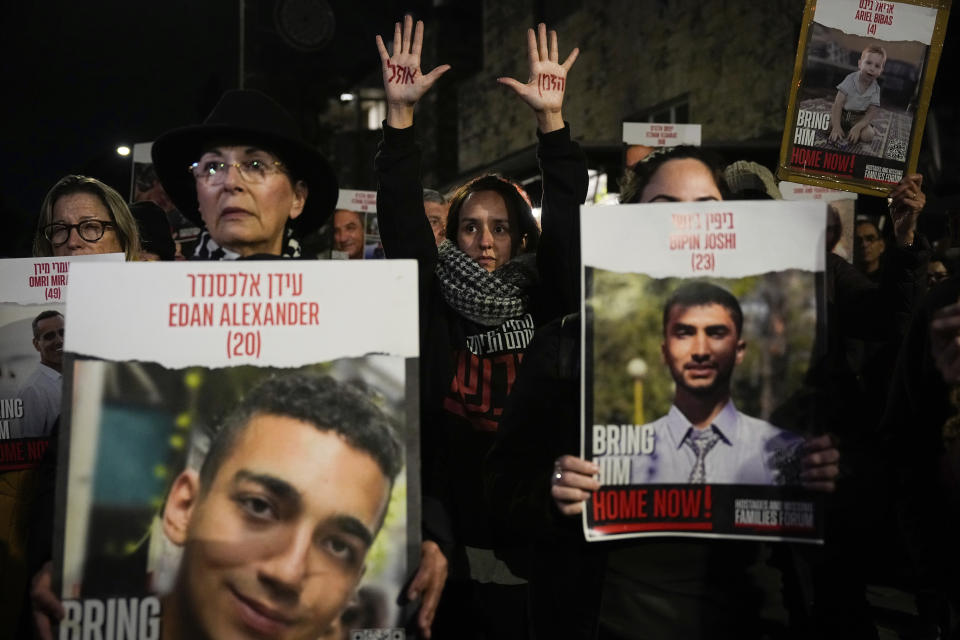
[0,0,430,256]
[2,1,957,257]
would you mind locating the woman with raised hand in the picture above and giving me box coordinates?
[375,15,585,639]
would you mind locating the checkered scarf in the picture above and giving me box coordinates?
[435,239,537,326]
[193,228,302,260]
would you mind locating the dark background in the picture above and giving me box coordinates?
[0,0,460,255]
[1,1,957,257]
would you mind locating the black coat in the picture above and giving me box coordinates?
[375,122,587,568]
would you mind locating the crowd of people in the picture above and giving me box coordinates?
[3,13,958,640]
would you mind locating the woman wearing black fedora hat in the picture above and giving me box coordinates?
[375,17,586,639]
[152,90,338,259]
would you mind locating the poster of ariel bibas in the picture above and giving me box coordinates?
[581,201,827,543]
[53,261,419,639]
[777,0,950,196]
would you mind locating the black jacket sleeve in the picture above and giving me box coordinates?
[535,124,589,319]
[375,123,439,265]
[829,238,929,342]
[375,123,456,559]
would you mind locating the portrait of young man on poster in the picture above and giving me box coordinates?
[619,282,803,486]
[159,373,402,639]
[53,371,405,640]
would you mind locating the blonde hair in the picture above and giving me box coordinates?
[861,45,887,65]
[34,175,142,261]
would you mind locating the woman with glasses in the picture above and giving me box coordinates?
[34,175,141,260]
[26,175,138,640]
[151,89,338,259]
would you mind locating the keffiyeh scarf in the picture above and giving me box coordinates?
[192,228,302,260]
[435,239,537,326]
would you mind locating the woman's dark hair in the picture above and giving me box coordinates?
[445,174,540,257]
[619,145,729,204]
[662,281,743,337]
[199,373,403,490]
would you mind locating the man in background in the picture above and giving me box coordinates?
[423,189,449,246]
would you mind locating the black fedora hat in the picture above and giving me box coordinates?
[151,89,338,235]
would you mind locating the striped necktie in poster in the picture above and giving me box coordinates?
[685,426,721,484]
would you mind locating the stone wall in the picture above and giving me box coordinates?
[455,0,803,173]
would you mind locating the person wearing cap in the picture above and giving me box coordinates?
[152,90,338,259]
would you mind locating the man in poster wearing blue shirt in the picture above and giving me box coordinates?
[626,282,803,485]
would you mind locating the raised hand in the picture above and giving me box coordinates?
[497,23,579,133]
[888,173,925,247]
[376,15,451,129]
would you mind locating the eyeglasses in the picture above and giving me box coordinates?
[188,159,286,185]
[43,220,115,247]
[37,328,65,341]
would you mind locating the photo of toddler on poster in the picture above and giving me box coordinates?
[778,0,948,195]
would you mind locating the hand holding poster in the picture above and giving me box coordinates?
[53,261,418,639]
[581,201,826,542]
[777,0,951,196]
